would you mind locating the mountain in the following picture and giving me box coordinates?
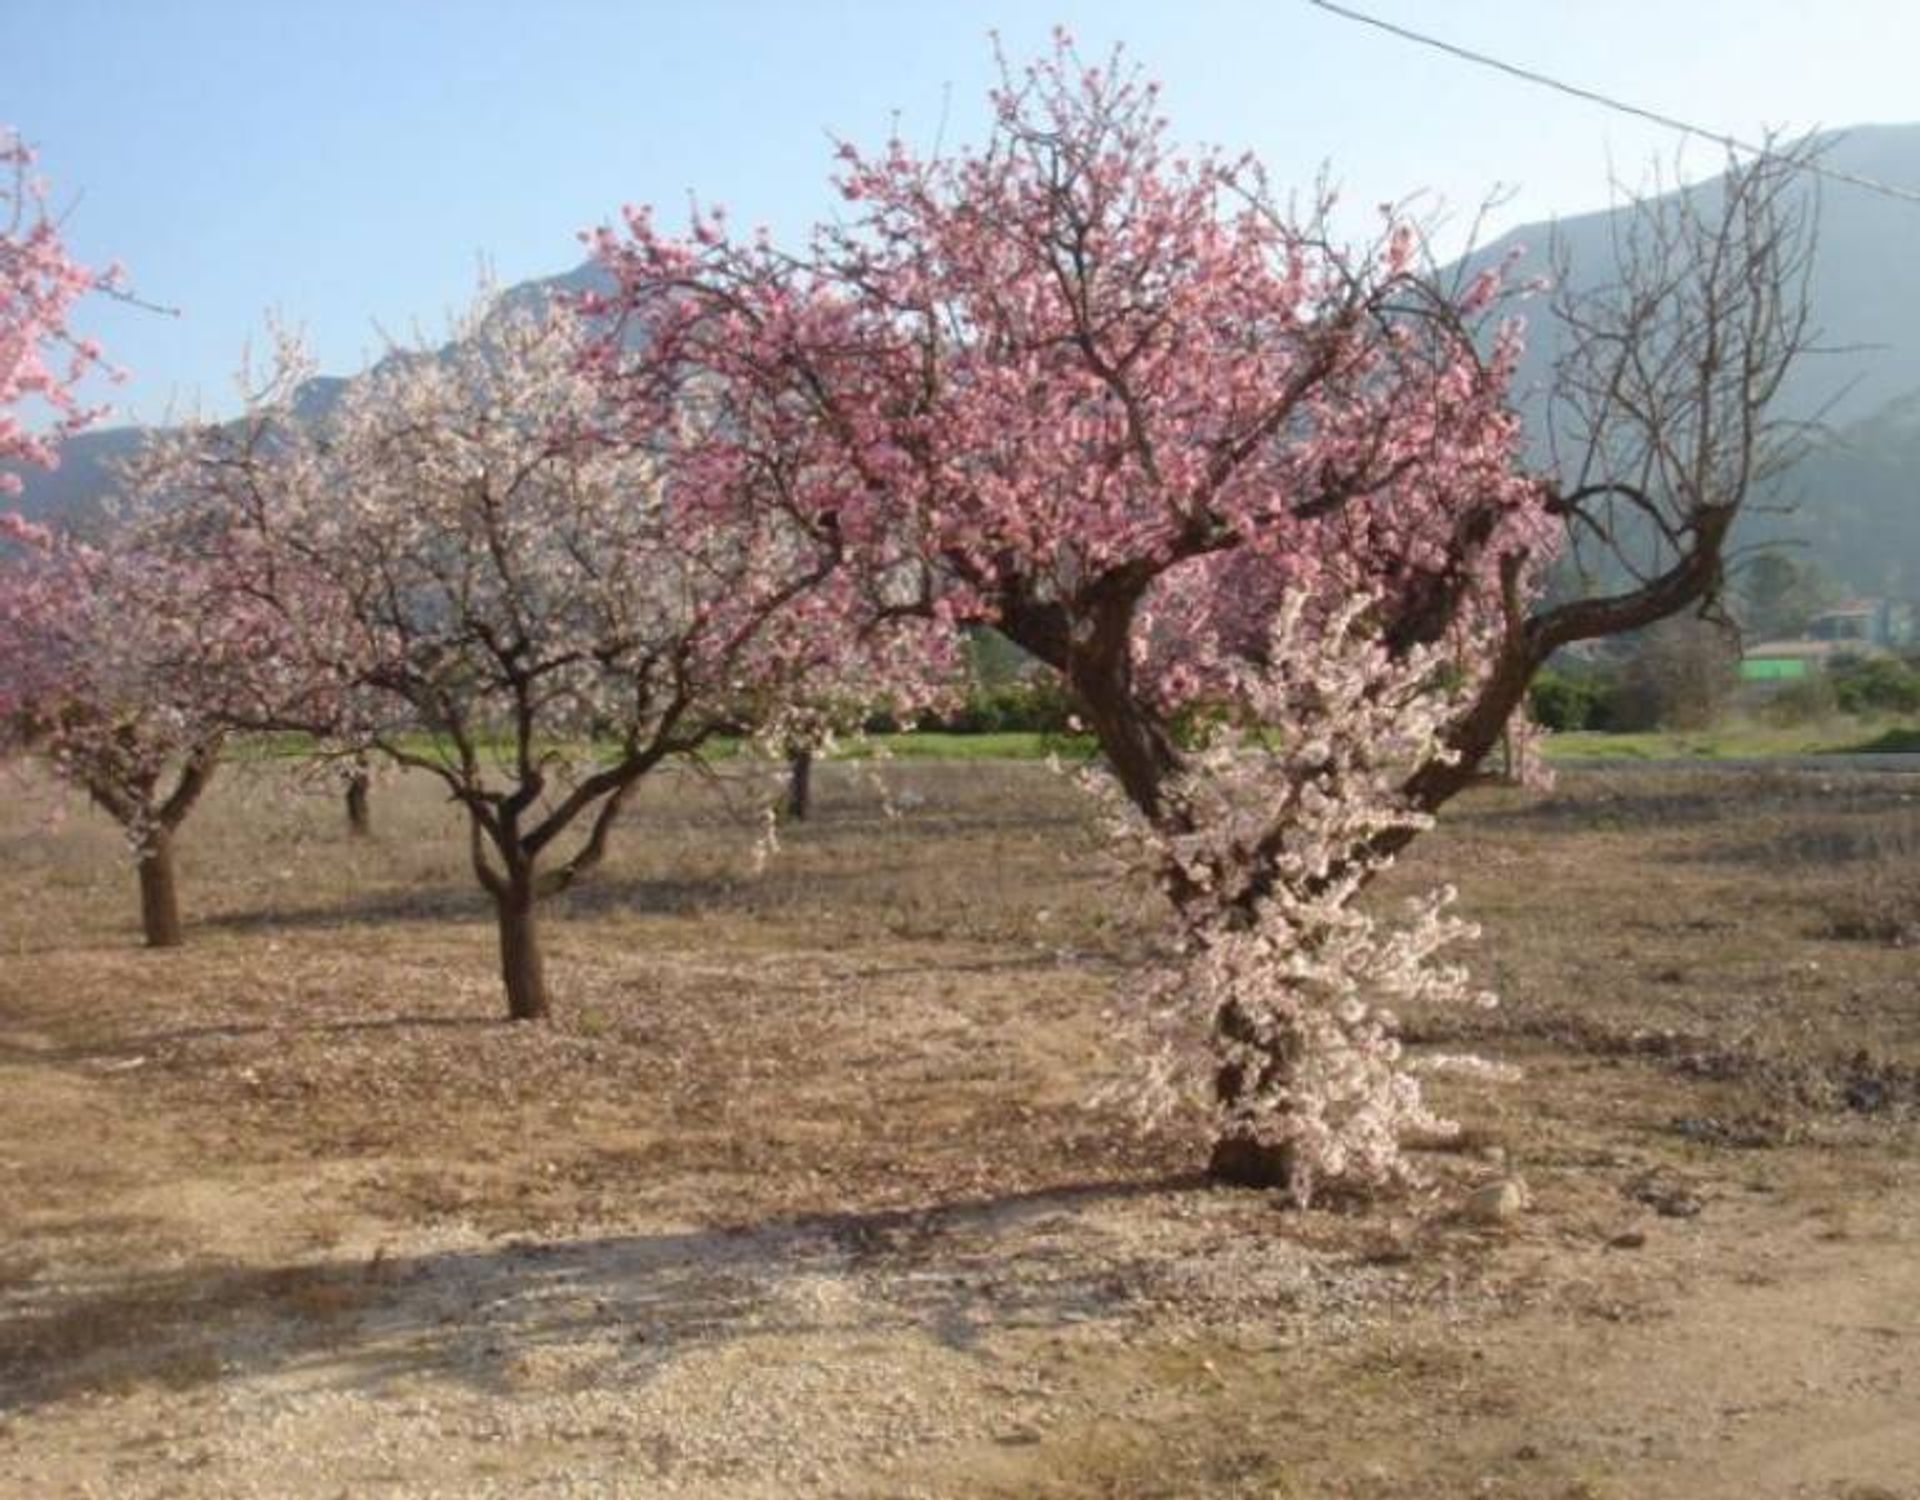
[1460,123,1920,595]
[1757,390,1920,598]
[0,266,611,534]
[1471,122,1920,432]
[8,132,1920,589]
[2,424,144,536]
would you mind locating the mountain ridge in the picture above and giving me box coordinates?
[10,127,1920,586]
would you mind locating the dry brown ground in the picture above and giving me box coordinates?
[0,756,1916,1498]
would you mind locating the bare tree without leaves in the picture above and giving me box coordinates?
[1392,138,1821,841]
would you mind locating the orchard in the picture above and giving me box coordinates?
[7,36,1916,1498]
[4,40,1817,1200]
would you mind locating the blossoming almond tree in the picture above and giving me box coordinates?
[2,129,113,493]
[589,40,1816,1199]
[136,296,942,1020]
[0,515,226,946]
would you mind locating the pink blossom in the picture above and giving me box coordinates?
[0,128,115,492]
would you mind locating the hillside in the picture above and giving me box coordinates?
[8,129,1920,588]
[1472,122,1920,433]
[1757,388,1920,597]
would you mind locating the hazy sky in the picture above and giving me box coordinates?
[7,0,1919,423]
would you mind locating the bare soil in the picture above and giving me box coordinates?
[1,758,1916,1497]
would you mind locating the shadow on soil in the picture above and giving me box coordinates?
[196,870,761,935]
[1464,766,1920,837]
[194,854,1012,935]
[0,1015,500,1068]
[0,1174,1209,1414]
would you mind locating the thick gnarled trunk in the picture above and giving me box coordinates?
[1206,1133,1295,1190]
[1203,994,1298,1189]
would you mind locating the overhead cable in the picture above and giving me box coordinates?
[1307,0,1920,206]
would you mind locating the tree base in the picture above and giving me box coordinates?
[1206,1134,1296,1191]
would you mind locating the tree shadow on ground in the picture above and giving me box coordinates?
[194,857,952,933]
[0,1014,500,1067]
[0,1174,1217,1414]
[199,883,491,933]
[197,868,761,935]
[1464,767,1920,837]
[194,854,1113,939]
[1684,813,1920,869]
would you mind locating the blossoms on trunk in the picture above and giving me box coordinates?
[1091,594,1496,1202]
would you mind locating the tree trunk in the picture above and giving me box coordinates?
[345,770,372,837]
[137,829,184,949]
[786,749,813,822]
[1207,1131,1295,1190]
[1204,995,1298,1190]
[493,877,550,1022]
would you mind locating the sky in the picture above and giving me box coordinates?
[7,0,1920,425]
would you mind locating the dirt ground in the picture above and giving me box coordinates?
[1,757,1915,1498]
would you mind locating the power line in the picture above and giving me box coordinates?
[1307,0,1920,207]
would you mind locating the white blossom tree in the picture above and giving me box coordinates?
[137,296,943,1019]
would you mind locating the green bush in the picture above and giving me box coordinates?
[916,673,1082,734]
[1758,675,1838,725]
[1831,656,1920,716]
[1527,664,1654,733]
[1529,669,1600,732]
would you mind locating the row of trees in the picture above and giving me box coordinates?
[8,304,952,1017]
[0,41,1817,1202]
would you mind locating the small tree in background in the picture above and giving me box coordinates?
[342,756,374,837]
[1619,614,1742,731]
[0,517,225,946]
[1734,551,1840,643]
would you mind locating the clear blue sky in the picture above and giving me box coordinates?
[7,0,1919,424]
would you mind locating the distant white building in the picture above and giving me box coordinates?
[1741,597,1914,682]
[1805,599,1915,649]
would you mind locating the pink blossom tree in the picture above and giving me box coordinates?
[589,40,1815,1199]
[1,129,113,492]
[137,296,944,1020]
[0,515,226,947]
